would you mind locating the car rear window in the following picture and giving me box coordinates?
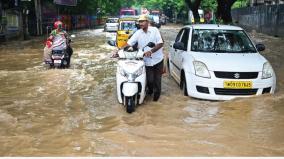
[107,18,118,23]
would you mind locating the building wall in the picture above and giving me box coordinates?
[1,0,22,40]
[2,9,21,39]
[250,0,284,6]
[232,4,284,37]
[0,2,4,39]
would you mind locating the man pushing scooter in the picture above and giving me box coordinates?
[113,14,164,102]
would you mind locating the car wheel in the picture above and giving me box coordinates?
[180,73,188,96]
[182,79,188,96]
[167,58,171,77]
[167,58,174,79]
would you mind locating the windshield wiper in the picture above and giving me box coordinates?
[238,49,257,53]
[213,50,228,53]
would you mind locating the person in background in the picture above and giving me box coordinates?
[226,33,241,51]
[43,20,73,65]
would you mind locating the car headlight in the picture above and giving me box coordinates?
[262,62,273,79]
[193,61,211,78]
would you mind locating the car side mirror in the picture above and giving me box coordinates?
[256,43,265,51]
[107,40,116,46]
[147,42,155,48]
[173,42,185,50]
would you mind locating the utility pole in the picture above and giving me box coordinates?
[0,1,2,33]
[34,0,39,35]
[34,0,42,35]
[0,1,2,24]
[38,0,42,35]
[0,1,4,41]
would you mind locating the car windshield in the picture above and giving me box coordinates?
[191,29,257,53]
[120,21,137,31]
[107,18,118,23]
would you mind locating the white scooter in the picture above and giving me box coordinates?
[109,41,155,113]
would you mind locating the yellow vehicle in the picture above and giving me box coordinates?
[116,17,138,48]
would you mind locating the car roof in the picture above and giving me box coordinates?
[119,17,138,21]
[184,24,243,30]
[107,17,119,20]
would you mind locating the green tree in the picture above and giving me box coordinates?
[184,0,247,24]
[215,0,237,24]
[201,0,217,11]
[184,0,202,22]
[46,0,248,23]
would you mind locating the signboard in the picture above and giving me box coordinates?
[54,0,77,6]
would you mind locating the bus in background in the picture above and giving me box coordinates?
[189,9,205,23]
[120,8,138,17]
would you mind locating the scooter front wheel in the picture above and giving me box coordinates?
[125,96,135,113]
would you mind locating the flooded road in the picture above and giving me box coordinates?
[0,25,284,156]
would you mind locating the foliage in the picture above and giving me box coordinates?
[200,0,217,11]
[28,0,249,22]
[232,0,249,8]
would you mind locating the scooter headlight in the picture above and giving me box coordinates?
[127,66,144,82]
[118,66,127,77]
[134,66,144,77]
[262,62,273,79]
[118,65,144,82]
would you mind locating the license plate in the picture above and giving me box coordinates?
[223,81,252,89]
[54,60,61,64]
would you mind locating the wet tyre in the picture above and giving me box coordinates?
[181,73,188,96]
[167,58,172,78]
[126,96,135,113]
[182,79,188,96]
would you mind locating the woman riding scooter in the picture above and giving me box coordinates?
[43,20,73,67]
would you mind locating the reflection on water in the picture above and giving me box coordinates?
[0,26,283,156]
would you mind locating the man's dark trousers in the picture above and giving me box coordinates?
[146,59,164,101]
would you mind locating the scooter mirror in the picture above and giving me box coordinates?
[147,42,155,48]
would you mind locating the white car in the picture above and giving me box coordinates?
[104,18,119,32]
[168,24,276,100]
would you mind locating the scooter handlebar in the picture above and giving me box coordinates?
[112,49,151,59]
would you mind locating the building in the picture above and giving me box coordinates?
[1,0,21,40]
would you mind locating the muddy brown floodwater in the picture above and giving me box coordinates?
[0,24,283,156]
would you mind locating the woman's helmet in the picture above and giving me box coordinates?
[54,20,63,29]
